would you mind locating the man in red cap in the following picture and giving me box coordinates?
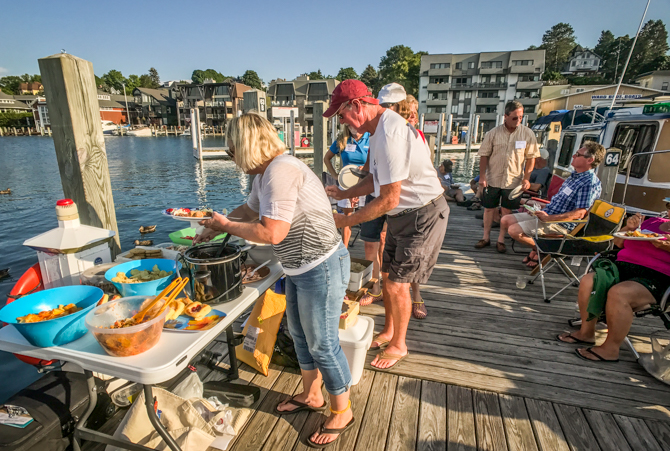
[325,79,448,371]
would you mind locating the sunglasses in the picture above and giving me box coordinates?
[572,152,588,159]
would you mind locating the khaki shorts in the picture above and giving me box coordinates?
[513,212,569,237]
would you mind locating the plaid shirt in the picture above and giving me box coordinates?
[544,169,601,230]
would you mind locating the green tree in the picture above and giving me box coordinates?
[241,70,263,89]
[0,111,33,127]
[125,74,140,94]
[139,74,156,88]
[539,23,578,72]
[307,70,325,80]
[378,45,426,97]
[148,67,160,87]
[0,76,23,94]
[627,20,669,81]
[102,70,126,93]
[192,69,227,84]
[335,67,358,81]
[359,64,379,93]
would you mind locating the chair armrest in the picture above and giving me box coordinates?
[541,219,589,224]
[565,235,613,243]
[530,197,550,204]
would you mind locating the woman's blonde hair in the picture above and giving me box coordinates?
[406,95,418,108]
[336,125,351,151]
[226,113,285,172]
[388,99,412,119]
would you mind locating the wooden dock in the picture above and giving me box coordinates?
[86,205,670,451]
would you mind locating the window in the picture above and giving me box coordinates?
[518,74,540,82]
[572,61,576,67]
[431,92,448,100]
[481,61,503,69]
[455,62,462,69]
[497,76,506,83]
[97,94,110,101]
[454,77,469,85]
[451,105,458,114]
[464,91,472,99]
[561,89,570,94]
[427,106,446,113]
[662,82,669,91]
[512,60,534,66]
[581,135,598,146]
[464,104,471,114]
[480,75,491,83]
[429,77,449,84]
[167,107,171,114]
[429,63,450,69]
[558,134,577,167]
[468,62,475,69]
[478,91,496,98]
[612,123,658,178]
[476,106,496,113]
[453,91,459,100]
[575,88,585,93]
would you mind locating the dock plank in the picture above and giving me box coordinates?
[553,404,601,451]
[260,378,315,451]
[418,380,447,451]
[582,410,631,451]
[525,398,570,451]
[644,419,670,450]
[498,394,539,451]
[386,376,422,451]
[447,385,476,451]
[354,372,397,451]
[473,390,508,451]
[613,415,663,451]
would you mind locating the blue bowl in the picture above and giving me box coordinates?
[104,259,181,297]
[0,285,104,347]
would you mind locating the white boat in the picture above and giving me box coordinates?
[101,120,118,135]
[126,127,152,137]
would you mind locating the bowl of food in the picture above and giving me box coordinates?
[85,295,168,357]
[0,285,104,347]
[104,259,181,297]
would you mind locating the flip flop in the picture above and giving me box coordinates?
[556,333,595,345]
[371,350,409,371]
[307,417,356,449]
[370,334,390,351]
[575,347,619,363]
[275,396,327,415]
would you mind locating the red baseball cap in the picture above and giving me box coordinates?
[323,79,379,118]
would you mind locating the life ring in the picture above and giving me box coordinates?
[301,137,310,147]
[6,263,56,367]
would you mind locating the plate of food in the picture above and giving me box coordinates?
[241,264,271,284]
[163,297,226,332]
[523,204,541,214]
[613,230,667,241]
[162,208,216,220]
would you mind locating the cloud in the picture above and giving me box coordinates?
[0,67,8,74]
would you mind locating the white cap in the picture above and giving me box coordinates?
[377,83,406,105]
[540,148,549,159]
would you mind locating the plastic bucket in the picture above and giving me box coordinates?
[338,316,374,385]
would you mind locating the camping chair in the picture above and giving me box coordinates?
[567,250,670,360]
[529,199,626,303]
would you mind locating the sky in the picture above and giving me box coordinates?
[1,0,668,84]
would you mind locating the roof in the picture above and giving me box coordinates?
[98,99,126,109]
[539,84,664,103]
[0,91,32,110]
[18,82,43,91]
[635,70,670,79]
[134,87,176,106]
[12,94,39,106]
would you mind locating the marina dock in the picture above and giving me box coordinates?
[84,205,670,451]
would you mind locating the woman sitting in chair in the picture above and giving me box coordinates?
[557,211,670,362]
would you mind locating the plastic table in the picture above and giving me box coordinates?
[0,262,283,451]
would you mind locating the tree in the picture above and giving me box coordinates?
[192,69,227,84]
[102,70,126,93]
[359,65,379,92]
[125,74,140,94]
[539,23,577,72]
[0,76,23,94]
[138,74,155,89]
[335,67,358,81]
[378,45,426,97]
[627,20,669,81]
[148,67,160,87]
[241,70,263,90]
[307,70,325,80]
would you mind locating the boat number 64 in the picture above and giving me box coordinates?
[605,151,620,167]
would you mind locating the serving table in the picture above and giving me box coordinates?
[0,262,284,451]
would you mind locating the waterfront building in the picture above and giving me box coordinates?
[267,75,339,128]
[18,82,43,95]
[418,50,545,134]
[561,46,601,77]
[635,70,670,92]
[131,87,178,126]
[96,91,131,125]
[177,80,251,127]
[0,90,33,114]
[30,97,48,131]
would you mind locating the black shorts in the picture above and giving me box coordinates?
[360,195,387,242]
[615,261,670,303]
[481,186,522,210]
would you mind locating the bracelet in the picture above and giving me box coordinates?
[329,400,351,415]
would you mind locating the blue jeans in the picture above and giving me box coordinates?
[285,243,352,395]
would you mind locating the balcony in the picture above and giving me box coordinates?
[426,83,451,91]
[515,96,540,106]
[476,97,500,105]
[510,64,542,74]
[516,81,543,90]
[450,83,475,90]
[476,82,507,89]
[426,99,448,106]
[475,113,498,121]
[428,68,451,76]
[479,67,507,75]
[424,112,442,120]
[271,100,296,107]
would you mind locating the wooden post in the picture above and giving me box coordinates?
[13,127,17,136]
[38,53,121,256]
[312,102,327,177]
[0,127,3,137]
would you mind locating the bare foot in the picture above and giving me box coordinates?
[276,392,324,413]
[371,331,393,349]
[557,331,595,344]
[370,344,407,369]
[309,409,354,446]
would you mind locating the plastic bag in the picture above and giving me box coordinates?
[172,372,203,399]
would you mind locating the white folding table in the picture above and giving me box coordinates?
[0,263,283,451]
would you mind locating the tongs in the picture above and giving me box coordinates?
[127,277,190,325]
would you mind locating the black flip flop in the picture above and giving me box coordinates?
[307,417,356,449]
[556,333,595,345]
[275,396,327,415]
[575,347,619,363]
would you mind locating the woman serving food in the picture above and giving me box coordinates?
[194,113,354,448]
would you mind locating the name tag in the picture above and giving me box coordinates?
[515,140,526,149]
[344,144,357,153]
[562,187,573,196]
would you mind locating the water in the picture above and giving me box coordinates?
[0,135,478,401]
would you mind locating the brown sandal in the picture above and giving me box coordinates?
[496,242,507,253]
[474,239,490,249]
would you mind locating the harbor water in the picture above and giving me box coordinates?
[0,135,478,401]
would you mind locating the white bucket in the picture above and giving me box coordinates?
[338,316,374,385]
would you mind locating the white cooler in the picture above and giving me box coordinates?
[338,316,374,385]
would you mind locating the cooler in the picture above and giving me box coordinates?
[338,316,374,385]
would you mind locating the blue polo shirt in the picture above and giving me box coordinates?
[329,132,370,167]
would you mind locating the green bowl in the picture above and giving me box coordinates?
[168,227,226,246]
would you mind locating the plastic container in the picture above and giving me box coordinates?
[80,263,119,294]
[85,295,168,357]
[169,227,226,246]
[104,259,181,297]
[114,246,181,263]
[348,258,373,292]
[338,316,374,385]
[0,285,104,347]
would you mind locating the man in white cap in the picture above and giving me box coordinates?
[325,80,448,370]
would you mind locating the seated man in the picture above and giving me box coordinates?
[438,159,466,203]
[527,148,552,196]
[557,212,670,362]
[499,141,606,268]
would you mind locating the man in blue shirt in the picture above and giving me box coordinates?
[500,141,606,267]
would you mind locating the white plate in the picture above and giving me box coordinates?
[613,231,666,241]
[338,165,360,190]
[162,209,213,221]
[508,185,525,200]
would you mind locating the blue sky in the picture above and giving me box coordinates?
[1,0,668,83]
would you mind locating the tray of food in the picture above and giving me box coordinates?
[162,208,215,220]
[613,230,668,241]
[163,297,226,331]
[241,263,271,284]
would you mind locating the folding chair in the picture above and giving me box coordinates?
[530,200,626,303]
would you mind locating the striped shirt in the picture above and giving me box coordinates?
[247,155,341,275]
[477,123,540,189]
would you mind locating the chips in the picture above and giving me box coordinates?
[111,265,173,284]
[17,303,82,323]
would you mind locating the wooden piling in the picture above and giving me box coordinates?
[0,127,3,137]
[39,53,121,256]
[13,127,17,136]
[312,102,327,177]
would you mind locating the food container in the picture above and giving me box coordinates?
[181,243,244,304]
[85,295,168,357]
[339,300,360,330]
[104,259,181,297]
[245,240,278,265]
[115,246,181,263]
[80,263,119,294]
[348,258,373,292]
[0,285,103,347]
[338,316,374,385]
[168,227,226,246]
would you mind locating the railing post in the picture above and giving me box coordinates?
[290,109,295,156]
[312,102,327,178]
[38,53,121,256]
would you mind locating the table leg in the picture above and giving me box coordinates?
[143,384,182,451]
[225,326,239,381]
[72,370,98,451]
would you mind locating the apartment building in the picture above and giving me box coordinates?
[418,50,545,133]
[267,75,339,127]
[177,80,250,127]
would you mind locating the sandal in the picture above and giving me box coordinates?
[556,333,595,345]
[496,242,506,253]
[370,334,390,351]
[359,290,382,307]
[575,347,619,363]
[370,350,409,371]
[412,299,427,319]
[522,252,534,264]
[275,396,327,415]
[526,255,539,268]
[307,410,355,449]
[474,239,490,249]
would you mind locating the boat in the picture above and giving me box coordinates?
[0,189,10,195]
[126,127,152,137]
[101,120,118,135]
[139,225,156,233]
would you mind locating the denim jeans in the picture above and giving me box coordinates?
[285,243,352,395]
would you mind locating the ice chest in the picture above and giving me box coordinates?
[338,316,374,385]
[348,258,373,292]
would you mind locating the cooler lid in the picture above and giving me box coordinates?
[23,224,116,253]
